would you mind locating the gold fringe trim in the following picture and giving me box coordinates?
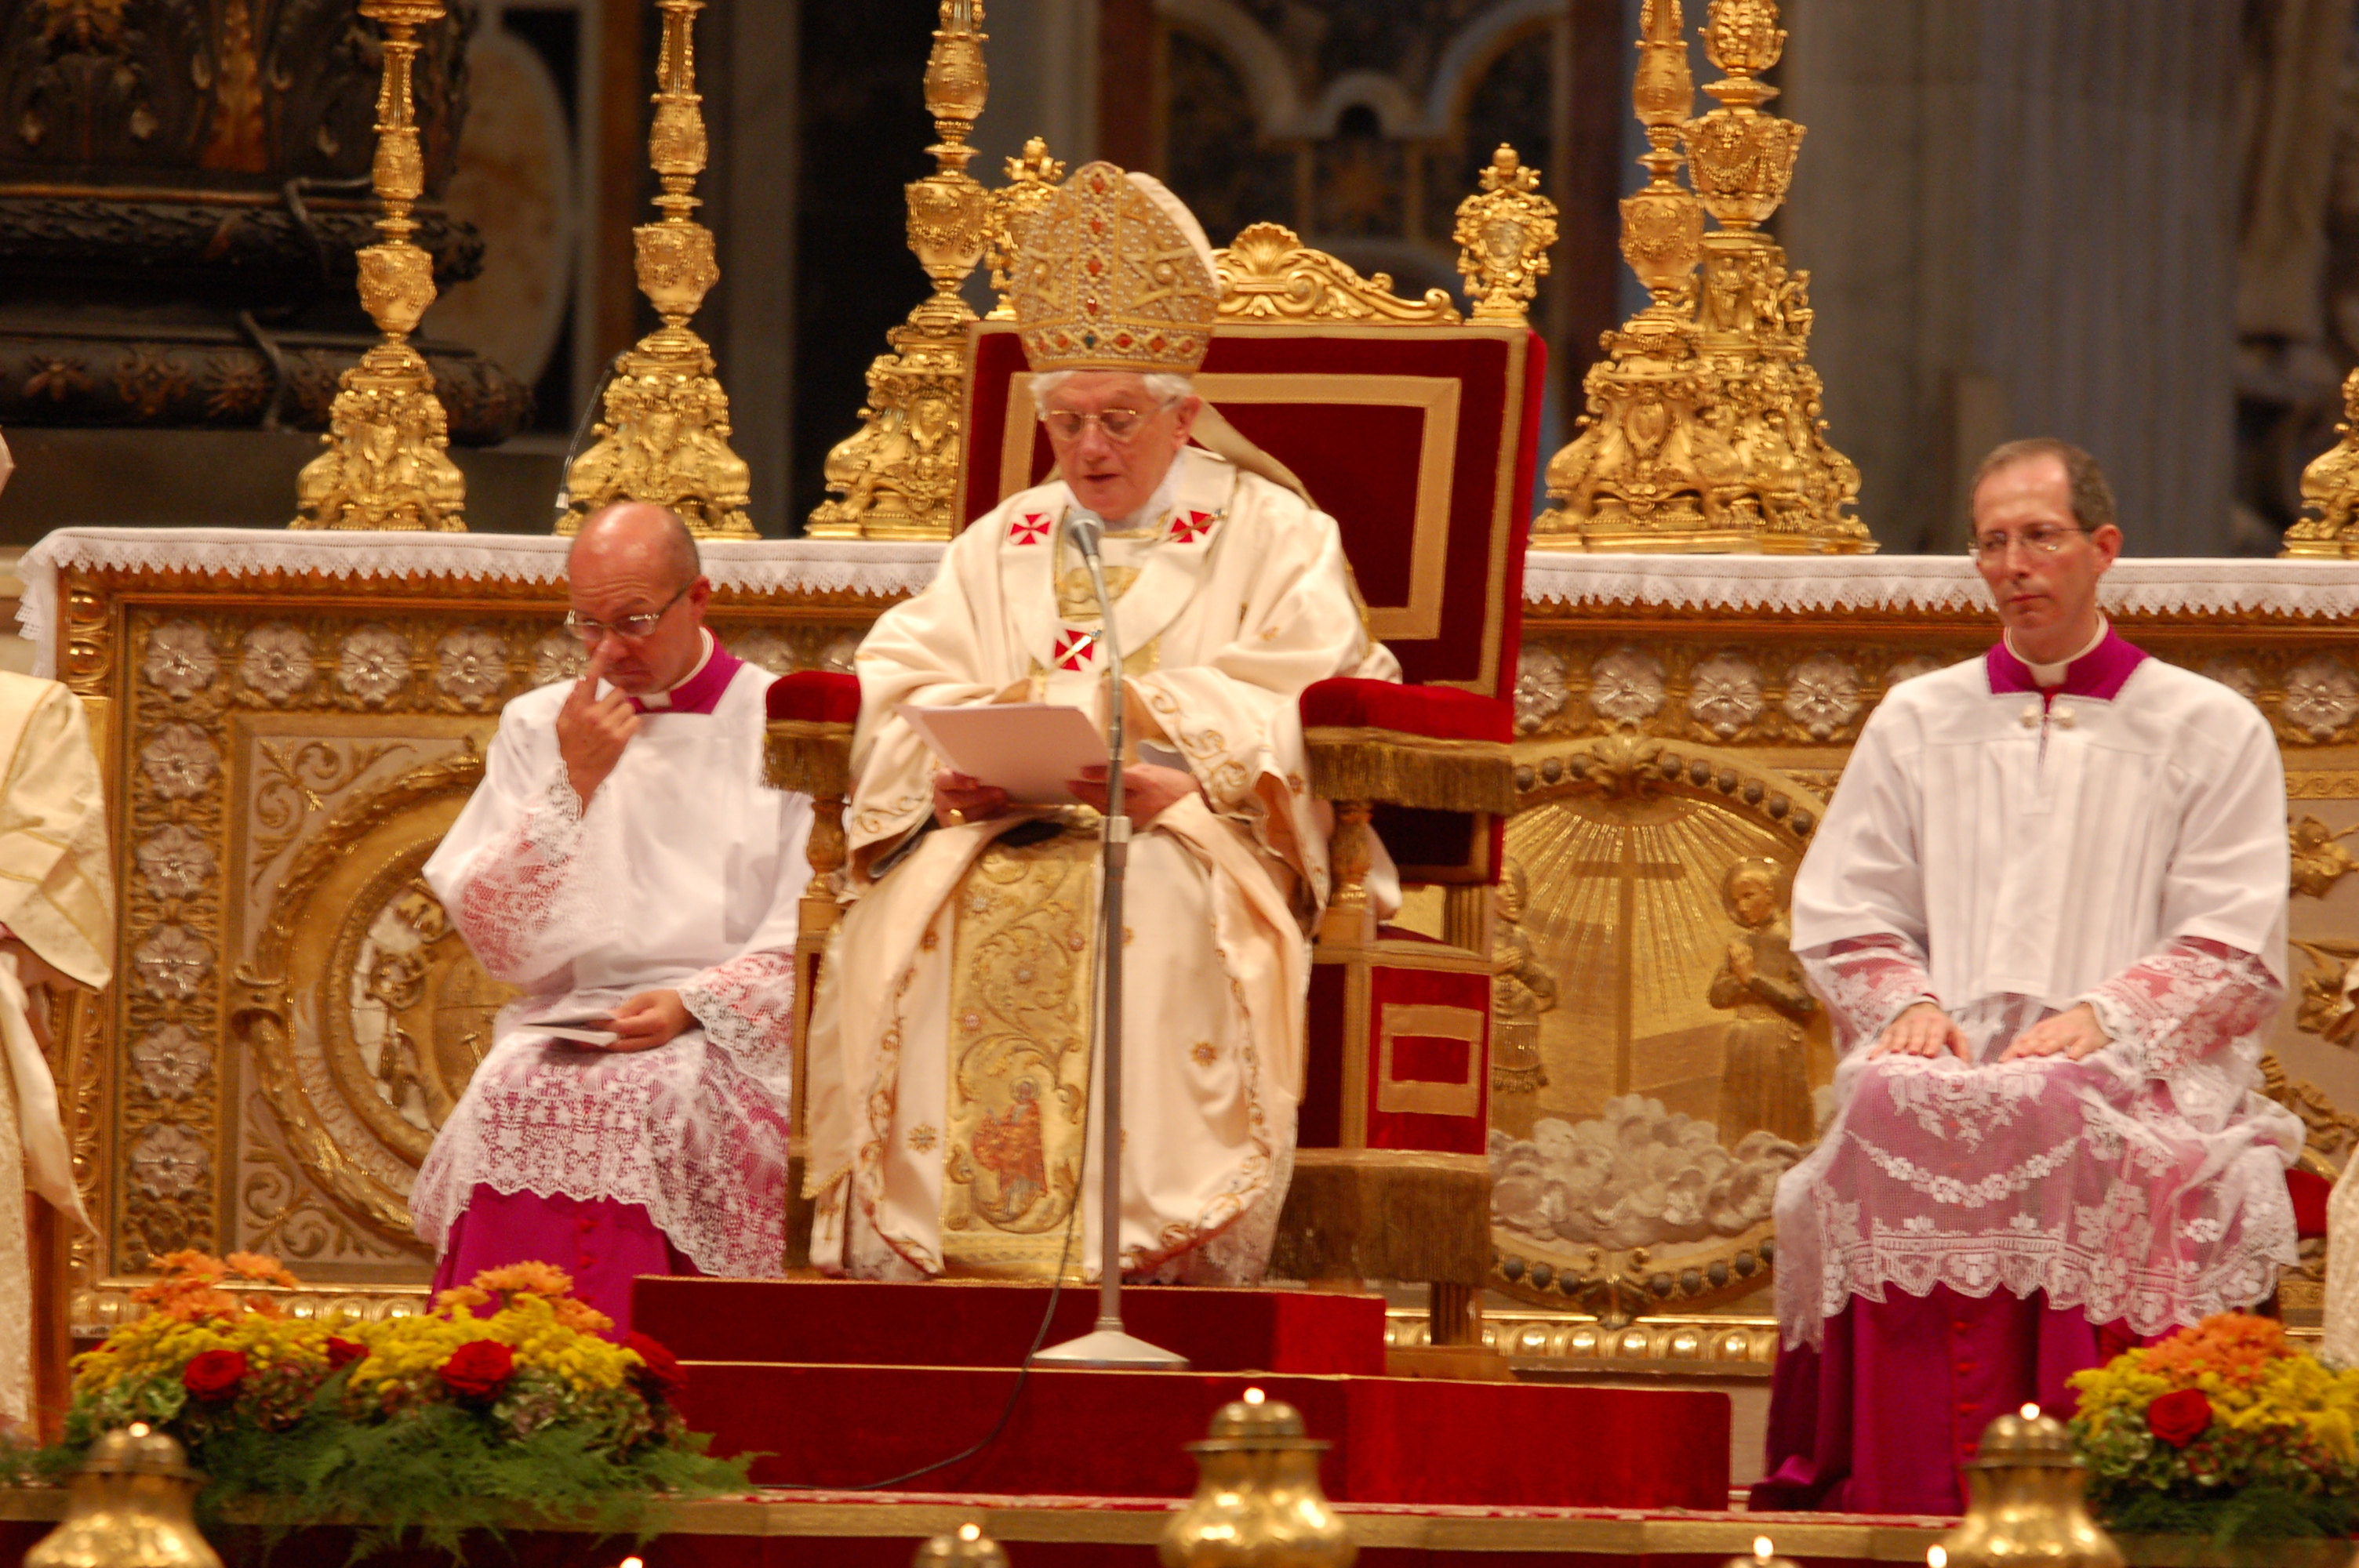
[765,720,854,798]
[1304,726,1514,815]
[1271,1148,1491,1284]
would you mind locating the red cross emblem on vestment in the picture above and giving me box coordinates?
[1053,628,1099,671]
[1169,510,1217,545]
[1008,513,1051,545]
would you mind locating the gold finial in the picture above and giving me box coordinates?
[2286,368,2359,557]
[809,1,999,539]
[1529,0,1870,555]
[1452,145,1558,324]
[291,0,465,531]
[25,1424,224,1568]
[559,0,756,539]
[987,136,1067,319]
[1936,1406,2124,1568]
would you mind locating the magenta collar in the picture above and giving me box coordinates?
[631,638,743,716]
[1984,626,2148,702]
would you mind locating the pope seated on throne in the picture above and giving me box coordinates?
[801,162,1401,1283]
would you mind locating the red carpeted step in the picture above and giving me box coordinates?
[674,1361,1730,1508]
[634,1276,1388,1374]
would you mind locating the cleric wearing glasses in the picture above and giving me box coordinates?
[801,164,1397,1285]
[1752,440,2301,1513]
[409,501,812,1334]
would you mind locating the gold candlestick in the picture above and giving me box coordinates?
[559,0,757,539]
[291,0,467,532]
[809,2,1005,539]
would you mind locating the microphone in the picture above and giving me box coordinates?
[1064,509,1106,562]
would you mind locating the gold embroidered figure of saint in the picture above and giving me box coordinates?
[1708,858,1816,1145]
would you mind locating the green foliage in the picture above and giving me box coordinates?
[2097,1484,2359,1545]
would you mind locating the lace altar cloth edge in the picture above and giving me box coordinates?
[20,528,2359,681]
[13,527,953,679]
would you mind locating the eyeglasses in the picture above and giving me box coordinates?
[1968,525,2085,562]
[564,581,692,644]
[1039,401,1173,443]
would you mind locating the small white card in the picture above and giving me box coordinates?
[900,702,1109,805]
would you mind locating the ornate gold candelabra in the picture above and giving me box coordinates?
[987,137,1069,319]
[558,0,756,539]
[1532,0,1871,554]
[809,2,1020,539]
[291,0,467,532]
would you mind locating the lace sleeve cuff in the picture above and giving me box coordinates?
[1804,934,1937,1054]
[678,949,798,1073]
[2078,936,2281,1077]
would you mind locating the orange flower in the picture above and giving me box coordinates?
[2139,1312,2288,1388]
[434,1284,491,1314]
[224,1252,301,1290]
[551,1296,613,1337]
[470,1261,575,1300]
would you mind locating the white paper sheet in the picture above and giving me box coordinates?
[900,702,1110,804]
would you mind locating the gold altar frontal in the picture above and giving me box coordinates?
[24,539,2359,1396]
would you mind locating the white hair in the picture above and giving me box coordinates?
[1030,369,1194,416]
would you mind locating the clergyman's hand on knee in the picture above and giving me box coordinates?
[606,989,690,1051]
[1997,1001,2109,1062]
[1870,1000,1969,1060]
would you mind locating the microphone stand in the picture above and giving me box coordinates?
[1035,511,1188,1371]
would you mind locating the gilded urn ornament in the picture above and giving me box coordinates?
[1937,1407,2124,1568]
[291,0,467,532]
[559,0,757,539]
[1161,1389,1355,1568]
[1453,146,1559,324]
[25,1425,224,1568]
[2286,368,2359,557]
[1532,0,1870,554]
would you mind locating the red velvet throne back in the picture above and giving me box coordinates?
[962,316,1543,1327]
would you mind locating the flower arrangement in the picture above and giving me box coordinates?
[2068,1312,2359,1541]
[44,1252,744,1555]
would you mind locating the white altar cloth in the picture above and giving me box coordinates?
[21,528,2359,681]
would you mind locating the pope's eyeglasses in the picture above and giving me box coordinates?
[564,581,692,644]
[1968,525,2085,562]
[1038,401,1175,444]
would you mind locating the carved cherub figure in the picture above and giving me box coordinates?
[2292,814,2359,898]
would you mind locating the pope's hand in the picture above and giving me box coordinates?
[605,989,689,1051]
[934,770,1010,826]
[1997,1002,2110,1062]
[1068,762,1198,826]
[1870,1000,1970,1060]
[558,642,638,804]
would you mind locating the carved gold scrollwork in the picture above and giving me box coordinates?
[1216,223,1462,324]
[1452,145,1558,325]
[239,747,511,1243]
[986,137,1067,320]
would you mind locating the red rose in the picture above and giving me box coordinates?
[325,1337,365,1370]
[623,1331,688,1400]
[2147,1388,2214,1447]
[182,1348,249,1403]
[438,1339,516,1400]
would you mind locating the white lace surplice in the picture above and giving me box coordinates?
[412,662,812,1278]
[1776,651,2303,1350]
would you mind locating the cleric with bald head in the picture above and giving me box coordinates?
[1753,441,2301,1514]
[413,503,812,1331]
[802,163,1398,1285]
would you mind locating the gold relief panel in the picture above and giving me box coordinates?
[1491,733,1826,1320]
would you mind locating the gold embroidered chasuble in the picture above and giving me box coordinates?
[0,673,113,1428]
[805,449,1394,1281]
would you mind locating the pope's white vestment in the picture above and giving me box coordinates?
[1776,635,2301,1352]
[0,673,111,1429]
[414,644,812,1279]
[805,448,1394,1283]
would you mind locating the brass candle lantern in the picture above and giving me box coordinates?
[1936,1405,2124,1568]
[24,1424,224,1568]
[1161,1387,1355,1568]
[913,1522,1012,1568]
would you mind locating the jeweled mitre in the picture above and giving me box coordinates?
[1013,162,1219,376]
